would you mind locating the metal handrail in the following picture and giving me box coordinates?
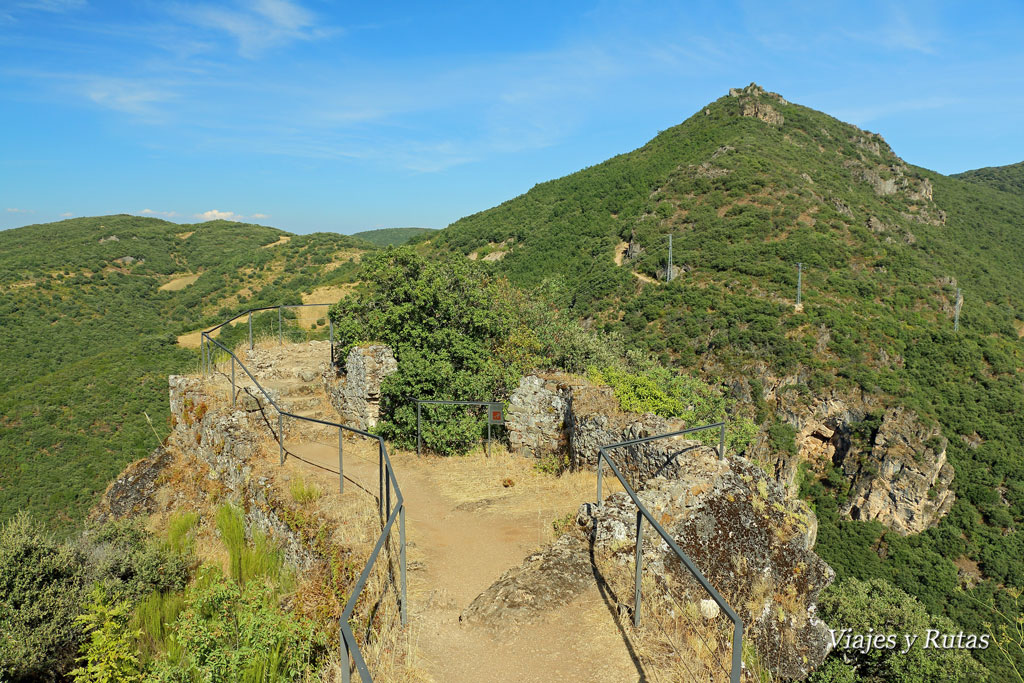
[595,422,743,683]
[413,398,503,457]
[198,306,406,683]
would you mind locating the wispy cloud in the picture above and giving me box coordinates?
[844,8,939,55]
[831,96,961,125]
[59,211,73,217]
[249,212,268,218]
[84,77,176,115]
[5,207,32,213]
[14,0,86,13]
[177,0,337,57]
[139,208,178,217]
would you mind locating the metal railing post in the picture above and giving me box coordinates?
[596,449,604,506]
[329,318,334,367]
[248,311,253,350]
[634,510,643,627]
[231,356,236,407]
[340,630,350,683]
[487,421,491,457]
[338,426,344,494]
[379,441,385,518]
[278,305,282,345]
[731,623,743,683]
[400,503,408,626]
[278,413,284,465]
[416,401,421,457]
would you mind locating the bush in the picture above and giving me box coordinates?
[69,586,142,683]
[0,512,87,679]
[809,578,988,682]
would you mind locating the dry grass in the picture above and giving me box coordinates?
[593,545,742,683]
[159,273,200,291]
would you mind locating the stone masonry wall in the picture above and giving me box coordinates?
[324,344,397,431]
[506,372,719,485]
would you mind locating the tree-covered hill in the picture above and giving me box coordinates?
[953,160,1024,196]
[351,226,437,246]
[0,215,369,532]
[434,83,1024,678]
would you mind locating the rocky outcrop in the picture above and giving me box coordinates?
[91,446,172,523]
[167,375,319,570]
[839,407,955,535]
[506,373,720,483]
[741,365,955,535]
[323,344,397,430]
[460,534,594,629]
[579,452,833,679]
[730,82,786,126]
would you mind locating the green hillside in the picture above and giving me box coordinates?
[0,215,369,532]
[351,226,437,247]
[435,84,1024,676]
[954,160,1024,196]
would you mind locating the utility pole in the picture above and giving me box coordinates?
[796,262,803,307]
[665,234,673,281]
[954,288,963,332]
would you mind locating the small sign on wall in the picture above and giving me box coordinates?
[488,403,505,425]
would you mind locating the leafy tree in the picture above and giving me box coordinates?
[70,586,142,683]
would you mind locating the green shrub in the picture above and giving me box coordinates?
[0,511,87,678]
[289,477,322,504]
[810,578,988,682]
[145,567,325,682]
[215,504,285,587]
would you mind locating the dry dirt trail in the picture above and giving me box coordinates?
[222,341,647,682]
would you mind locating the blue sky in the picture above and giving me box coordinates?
[2,0,1023,234]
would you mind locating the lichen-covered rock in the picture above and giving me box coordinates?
[579,451,834,680]
[839,407,955,535]
[460,533,594,630]
[323,344,397,430]
[90,446,172,523]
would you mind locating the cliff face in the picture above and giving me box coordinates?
[741,363,956,536]
[840,407,955,535]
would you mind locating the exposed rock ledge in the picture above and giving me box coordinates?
[462,447,834,679]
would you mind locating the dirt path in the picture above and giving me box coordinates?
[221,341,645,682]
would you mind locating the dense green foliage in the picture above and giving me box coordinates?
[586,364,757,453]
[435,85,1024,676]
[329,248,524,454]
[0,215,368,533]
[350,226,437,247]
[0,514,190,681]
[954,160,1024,196]
[809,578,988,682]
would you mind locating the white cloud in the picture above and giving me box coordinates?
[85,77,174,115]
[139,208,179,217]
[249,213,269,219]
[5,207,31,213]
[59,211,73,217]
[194,209,239,221]
[179,0,335,57]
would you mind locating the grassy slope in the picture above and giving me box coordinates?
[435,86,1024,675]
[0,215,368,532]
[351,227,437,247]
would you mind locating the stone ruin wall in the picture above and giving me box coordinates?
[323,344,397,431]
[506,372,715,485]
